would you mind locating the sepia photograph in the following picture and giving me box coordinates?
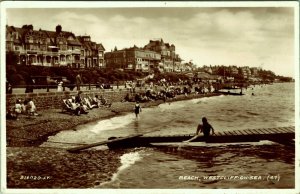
[1,1,299,194]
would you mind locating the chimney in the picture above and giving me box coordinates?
[56,25,62,33]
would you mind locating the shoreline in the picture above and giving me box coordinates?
[7,93,219,147]
[6,92,220,188]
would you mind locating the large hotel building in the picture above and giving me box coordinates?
[105,39,185,72]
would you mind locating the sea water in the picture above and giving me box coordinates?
[42,82,295,188]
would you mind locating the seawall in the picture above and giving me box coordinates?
[6,89,134,110]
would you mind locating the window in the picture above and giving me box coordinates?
[6,44,12,51]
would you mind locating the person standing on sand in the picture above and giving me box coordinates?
[76,73,82,91]
[184,117,215,142]
[57,80,63,92]
[134,101,142,118]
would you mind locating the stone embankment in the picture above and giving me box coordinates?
[6,88,133,110]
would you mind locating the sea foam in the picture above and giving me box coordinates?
[99,151,142,187]
[90,114,135,134]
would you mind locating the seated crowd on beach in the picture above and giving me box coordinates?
[6,98,39,119]
[6,82,216,119]
[62,91,112,116]
[6,91,112,119]
[122,83,216,103]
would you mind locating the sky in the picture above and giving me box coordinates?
[5,4,297,77]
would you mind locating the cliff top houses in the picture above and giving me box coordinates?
[6,25,191,73]
[6,24,105,68]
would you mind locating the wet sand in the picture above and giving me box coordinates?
[7,147,126,188]
[6,93,219,188]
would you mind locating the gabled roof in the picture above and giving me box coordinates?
[43,30,56,38]
[97,43,105,51]
[77,36,93,50]
[77,36,100,50]
[67,39,82,46]
[6,25,106,49]
[89,41,97,50]
[7,26,27,43]
[6,26,24,44]
[85,42,92,50]
[6,26,15,33]
[42,30,56,46]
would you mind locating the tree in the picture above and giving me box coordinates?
[276,76,293,82]
[258,69,276,81]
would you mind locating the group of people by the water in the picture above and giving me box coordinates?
[122,82,219,103]
[123,90,175,103]
[7,87,216,142]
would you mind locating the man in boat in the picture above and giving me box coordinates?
[184,117,215,142]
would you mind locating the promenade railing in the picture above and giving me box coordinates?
[7,82,256,94]
[7,83,152,94]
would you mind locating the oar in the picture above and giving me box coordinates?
[182,134,200,143]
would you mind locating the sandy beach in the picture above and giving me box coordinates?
[6,93,219,188]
